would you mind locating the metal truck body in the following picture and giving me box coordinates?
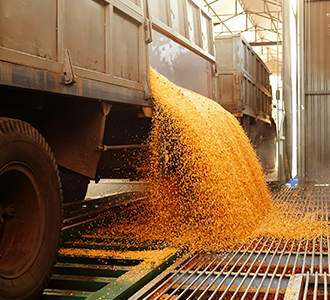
[148,0,215,99]
[214,34,276,172]
[0,0,151,105]
[0,1,153,298]
[214,34,273,123]
[0,0,152,180]
[0,0,276,299]
[147,6,276,172]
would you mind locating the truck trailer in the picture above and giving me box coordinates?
[0,0,276,298]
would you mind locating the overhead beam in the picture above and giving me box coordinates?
[250,41,282,46]
[203,0,233,34]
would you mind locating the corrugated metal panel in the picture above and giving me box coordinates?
[305,1,330,93]
[305,96,330,181]
[300,0,330,183]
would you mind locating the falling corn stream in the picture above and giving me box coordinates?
[142,68,273,250]
[82,68,330,252]
[51,69,330,299]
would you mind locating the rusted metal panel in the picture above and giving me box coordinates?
[113,8,140,82]
[149,30,214,100]
[0,61,150,107]
[215,34,272,123]
[0,0,57,60]
[0,0,151,106]
[43,102,106,178]
[149,0,215,99]
[67,0,106,73]
[299,0,330,183]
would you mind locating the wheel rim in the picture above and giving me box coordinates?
[0,162,46,279]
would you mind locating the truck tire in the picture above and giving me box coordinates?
[0,118,62,300]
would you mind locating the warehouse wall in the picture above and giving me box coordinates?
[299,0,330,183]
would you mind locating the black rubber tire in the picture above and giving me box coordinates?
[0,118,62,300]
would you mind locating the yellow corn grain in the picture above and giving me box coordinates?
[84,68,330,252]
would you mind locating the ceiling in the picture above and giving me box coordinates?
[198,0,283,74]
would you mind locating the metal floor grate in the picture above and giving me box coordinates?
[286,273,330,300]
[129,186,330,300]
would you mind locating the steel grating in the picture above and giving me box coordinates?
[42,199,179,300]
[129,186,330,300]
[42,230,179,300]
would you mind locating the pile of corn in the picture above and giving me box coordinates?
[252,200,330,241]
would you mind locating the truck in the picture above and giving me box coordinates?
[0,0,276,299]
[214,34,276,173]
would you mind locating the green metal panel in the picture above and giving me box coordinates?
[43,212,180,300]
[85,253,178,300]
